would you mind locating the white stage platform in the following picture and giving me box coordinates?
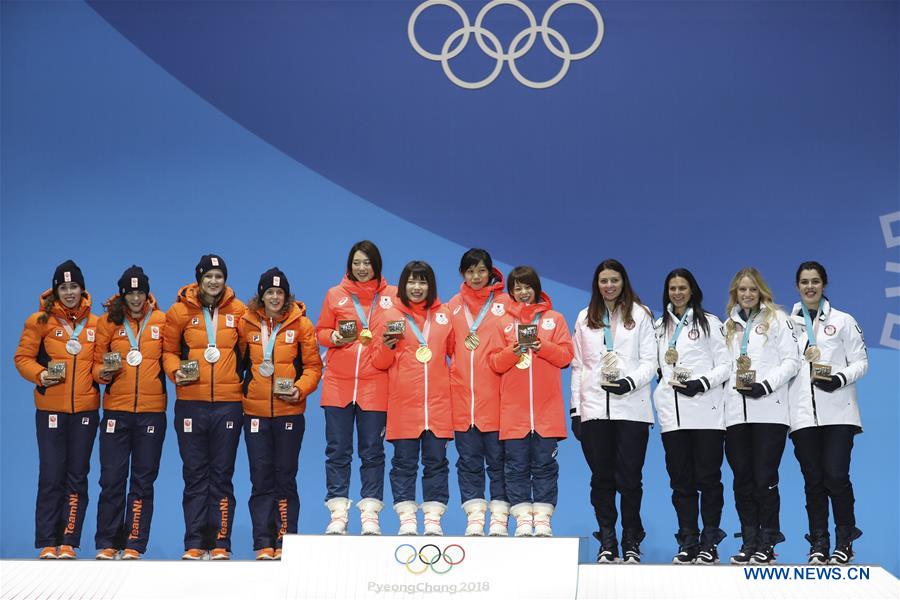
[1,536,897,600]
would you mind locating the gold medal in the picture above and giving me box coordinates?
[358,328,373,346]
[736,355,752,370]
[464,332,480,351]
[804,346,820,362]
[415,346,433,363]
[515,352,532,370]
[664,348,678,365]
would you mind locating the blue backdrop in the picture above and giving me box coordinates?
[1,0,897,573]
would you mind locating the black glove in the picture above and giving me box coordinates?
[814,375,842,393]
[571,415,582,441]
[602,378,633,396]
[677,379,705,397]
[742,383,767,399]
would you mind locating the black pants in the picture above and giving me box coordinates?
[790,425,857,534]
[725,423,788,534]
[661,429,724,533]
[580,419,650,533]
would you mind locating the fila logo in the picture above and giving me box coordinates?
[191,317,200,326]
[285,422,293,431]
[119,329,127,337]
[55,329,64,337]
[252,334,260,343]
[146,425,155,434]
[226,421,234,429]
[82,417,90,425]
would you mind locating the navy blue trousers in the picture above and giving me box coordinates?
[244,414,305,550]
[34,409,98,548]
[504,432,559,506]
[323,404,386,501]
[390,431,450,504]
[95,411,166,553]
[455,426,506,503]
[174,400,242,550]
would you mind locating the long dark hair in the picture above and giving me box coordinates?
[586,259,649,329]
[103,296,128,326]
[398,261,437,308]
[661,268,710,336]
[346,240,383,282]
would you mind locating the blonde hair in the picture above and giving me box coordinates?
[725,267,782,348]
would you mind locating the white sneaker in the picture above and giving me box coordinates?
[488,500,510,537]
[325,497,351,535]
[395,501,418,536]
[422,501,446,536]
[357,498,383,536]
[532,503,554,537]
[462,499,487,537]
[511,503,534,537]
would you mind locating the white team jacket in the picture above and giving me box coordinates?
[571,304,656,424]
[723,303,801,427]
[652,307,731,433]
[787,299,867,432]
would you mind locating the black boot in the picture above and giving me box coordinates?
[672,529,700,565]
[696,527,726,565]
[804,530,830,565]
[593,530,619,564]
[830,526,862,565]
[730,526,758,565]
[621,529,646,564]
[750,529,785,565]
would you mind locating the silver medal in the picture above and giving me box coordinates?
[126,349,143,367]
[259,360,275,377]
[65,339,82,355]
[204,346,221,364]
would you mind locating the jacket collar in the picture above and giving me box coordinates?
[791,298,831,321]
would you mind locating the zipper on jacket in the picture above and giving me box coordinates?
[133,364,140,413]
[528,357,535,432]
[674,388,681,429]
[351,345,362,405]
[606,389,611,420]
[809,364,819,426]
[469,351,475,427]
[423,361,430,432]
[742,392,747,423]
[270,343,276,418]
[211,363,215,403]
[71,356,77,414]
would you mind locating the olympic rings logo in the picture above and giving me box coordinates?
[394,543,466,575]
[408,0,604,90]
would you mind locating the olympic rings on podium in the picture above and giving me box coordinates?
[394,543,466,575]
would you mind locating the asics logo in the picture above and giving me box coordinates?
[408,0,605,90]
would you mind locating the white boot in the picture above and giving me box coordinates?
[395,501,418,536]
[532,503,554,537]
[325,497,351,535]
[422,501,446,536]
[488,500,510,537]
[511,502,534,537]
[357,498,383,536]
[462,499,487,537]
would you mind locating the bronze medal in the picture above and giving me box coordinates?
[664,348,678,365]
[804,346,821,362]
[464,332,480,351]
[415,346,433,364]
[736,354,752,370]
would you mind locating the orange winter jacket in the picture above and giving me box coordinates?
[92,294,167,413]
[15,290,100,413]
[488,293,573,440]
[162,283,246,402]
[239,301,323,417]
[446,271,511,432]
[371,300,455,440]
[316,276,397,411]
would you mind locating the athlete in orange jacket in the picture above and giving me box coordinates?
[445,249,511,536]
[162,254,246,560]
[239,268,322,559]
[91,266,167,560]
[14,260,100,559]
[488,266,572,538]
[371,260,454,536]
[315,241,396,535]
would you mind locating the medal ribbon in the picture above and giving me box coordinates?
[57,317,87,341]
[739,310,758,358]
[463,292,494,335]
[350,293,379,330]
[123,310,153,351]
[668,307,693,350]
[260,319,284,362]
[800,300,822,349]
[601,309,615,352]
[404,310,432,348]
[202,307,219,348]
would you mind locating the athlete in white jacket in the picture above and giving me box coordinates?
[570,259,655,564]
[787,261,868,565]
[652,269,731,564]
[722,268,801,566]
